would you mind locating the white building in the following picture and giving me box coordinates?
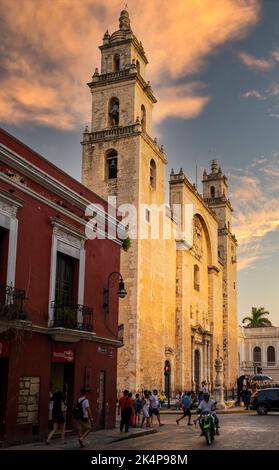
[238,326,279,383]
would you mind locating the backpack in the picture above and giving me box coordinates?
[72,398,86,420]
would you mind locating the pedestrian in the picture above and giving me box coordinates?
[140,391,151,428]
[74,388,93,448]
[118,390,133,432]
[150,389,163,426]
[134,393,142,427]
[46,391,66,445]
[159,391,166,407]
[176,391,193,426]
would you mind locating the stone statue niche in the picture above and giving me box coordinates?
[109,98,119,126]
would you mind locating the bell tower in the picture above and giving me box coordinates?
[202,160,238,389]
[81,10,174,392]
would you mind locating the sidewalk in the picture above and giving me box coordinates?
[4,424,157,451]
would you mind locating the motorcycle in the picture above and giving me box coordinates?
[199,411,216,445]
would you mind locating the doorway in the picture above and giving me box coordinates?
[50,363,74,428]
[0,358,9,439]
[98,370,106,429]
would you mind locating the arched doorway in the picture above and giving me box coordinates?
[194,349,200,393]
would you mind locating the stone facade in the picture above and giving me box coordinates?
[238,326,279,383]
[17,377,40,424]
[81,10,238,392]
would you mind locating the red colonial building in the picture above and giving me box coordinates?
[0,128,126,446]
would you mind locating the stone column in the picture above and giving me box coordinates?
[213,345,225,408]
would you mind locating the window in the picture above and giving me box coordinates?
[141,104,146,131]
[55,252,76,305]
[194,264,200,291]
[145,208,150,223]
[210,186,215,198]
[0,227,9,285]
[106,149,118,179]
[150,159,156,188]
[108,97,119,126]
[267,346,275,364]
[253,346,261,364]
[113,54,120,71]
[136,60,140,74]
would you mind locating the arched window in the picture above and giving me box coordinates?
[210,186,215,198]
[194,264,200,291]
[267,346,275,364]
[253,346,261,364]
[136,60,140,74]
[106,149,118,179]
[141,104,146,131]
[113,54,120,71]
[108,97,119,126]
[150,159,156,188]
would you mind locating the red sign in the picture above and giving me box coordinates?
[0,340,10,357]
[52,348,74,363]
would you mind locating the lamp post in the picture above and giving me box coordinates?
[103,272,127,313]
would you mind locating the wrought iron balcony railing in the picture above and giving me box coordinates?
[50,301,93,332]
[0,283,26,321]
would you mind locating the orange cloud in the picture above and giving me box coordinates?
[0,0,261,129]
[238,51,273,70]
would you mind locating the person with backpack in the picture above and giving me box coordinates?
[46,391,66,445]
[73,388,93,448]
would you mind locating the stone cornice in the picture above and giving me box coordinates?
[170,173,218,223]
[99,34,148,64]
[88,67,157,103]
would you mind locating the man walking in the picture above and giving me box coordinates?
[74,388,93,448]
[118,390,133,432]
[150,390,163,426]
[176,391,193,426]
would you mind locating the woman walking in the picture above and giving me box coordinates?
[140,391,151,428]
[46,391,66,444]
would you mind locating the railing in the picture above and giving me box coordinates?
[0,283,26,321]
[224,387,237,402]
[93,69,131,82]
[118,323,124,343]
[89,124,138,142]
[50,301,93,332]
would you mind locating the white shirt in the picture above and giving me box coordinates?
[198,399,216,413]
[79,396,89,418]
[150,394,159,409]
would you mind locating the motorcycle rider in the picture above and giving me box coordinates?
[194,392,220,435]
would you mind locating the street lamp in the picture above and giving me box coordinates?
[103,272,127,313]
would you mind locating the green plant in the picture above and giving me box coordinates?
[242,307,272,328]
[122,236,131,252]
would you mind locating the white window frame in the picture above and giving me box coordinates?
[0,192,22,287]
[48,218,86,326]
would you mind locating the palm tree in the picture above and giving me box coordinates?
[242,307,272,328]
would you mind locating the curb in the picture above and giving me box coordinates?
[160,409,254,415]
[112,428,157,442]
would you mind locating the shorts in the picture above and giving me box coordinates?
[152,408,159,416]
[183,408,191,417]
[53,414,65,424]
[76,418,91,434]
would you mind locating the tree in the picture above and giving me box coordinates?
[242,307,272,328]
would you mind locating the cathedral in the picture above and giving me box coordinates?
[81,10,238,393]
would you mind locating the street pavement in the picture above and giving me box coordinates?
[4,410,279,451]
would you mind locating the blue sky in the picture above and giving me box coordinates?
[0,0,278,324]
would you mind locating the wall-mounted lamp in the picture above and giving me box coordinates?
[103,272,127,313]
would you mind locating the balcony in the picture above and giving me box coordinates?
[48,301,95,342]
[0,283,26,329]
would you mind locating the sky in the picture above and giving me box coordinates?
[0,0,278,325]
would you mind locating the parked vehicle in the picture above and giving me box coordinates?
[250,387,279,415]
[199,412,216,445]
